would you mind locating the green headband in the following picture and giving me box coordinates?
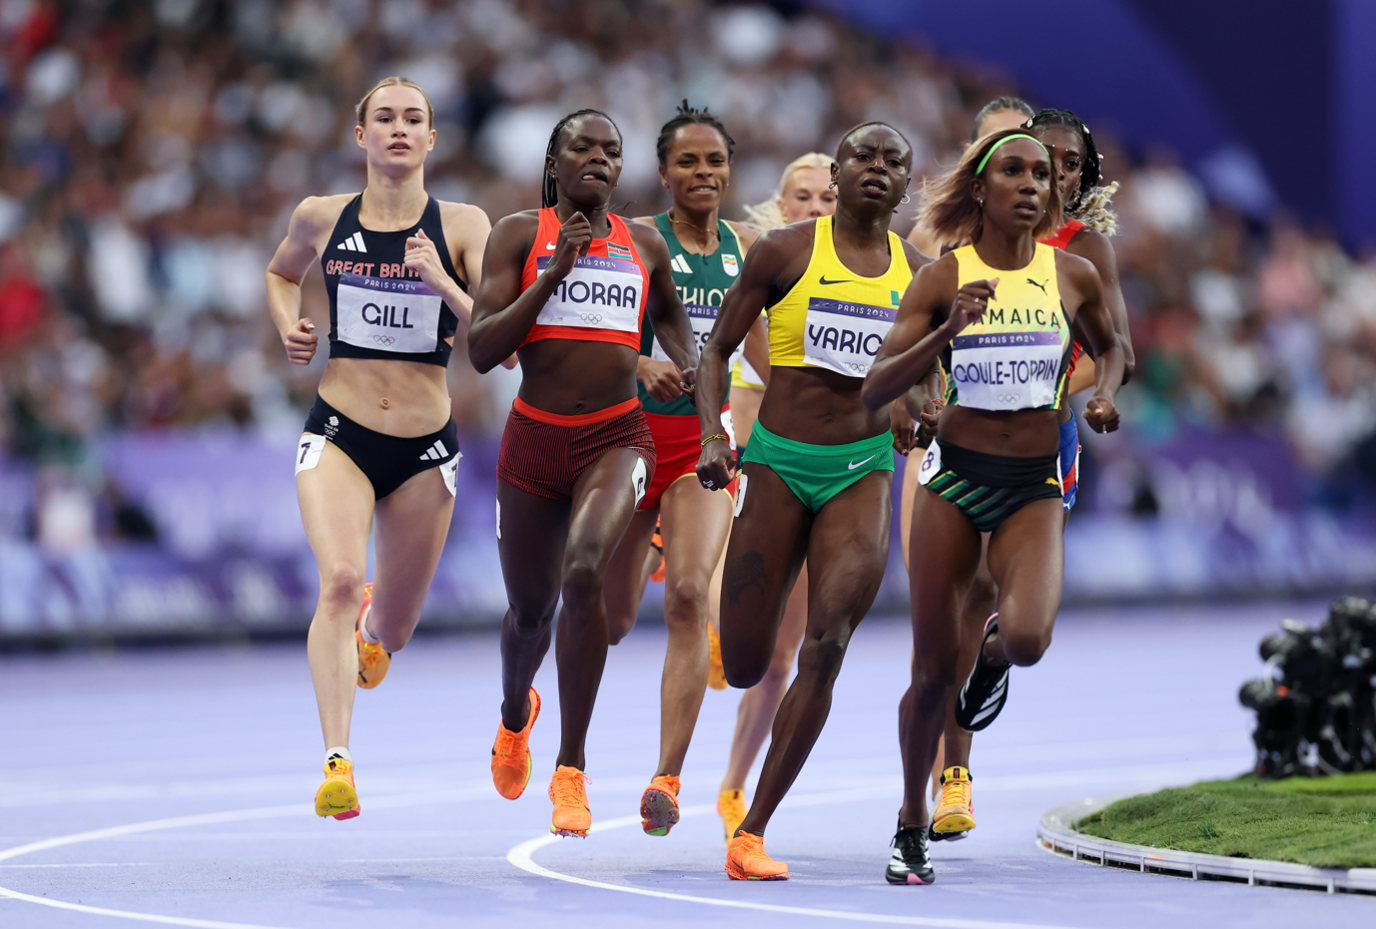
[975,133,1048,175]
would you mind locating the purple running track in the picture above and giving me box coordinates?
[2,602,1372,928]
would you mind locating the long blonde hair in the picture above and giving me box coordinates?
[355,76,434,127]
[744,152,833,230]
[916,129,1062,248]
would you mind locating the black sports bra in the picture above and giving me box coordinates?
[319,194,464,367]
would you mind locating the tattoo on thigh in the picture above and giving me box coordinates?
[726,551,768,606]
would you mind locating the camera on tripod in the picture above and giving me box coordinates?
[1239,597,1376,778]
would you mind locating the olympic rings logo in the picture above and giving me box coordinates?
[372,335,397,346]
[996,393,1022,405]
[845,361,870,374]
[580,313,604,324]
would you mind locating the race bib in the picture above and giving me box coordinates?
[441,452,461,497]
[949,331,1064,410]
[652,303,717,362]
[535,255,643,333]
[295,433,326,474]
[336,273,442,353]
[916,440,942,486]
[803,297,896,377]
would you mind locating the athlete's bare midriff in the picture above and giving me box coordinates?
[757,366,889,446]
[317,354,452,436]
[936,404,1060,458]
[515,339,640,417]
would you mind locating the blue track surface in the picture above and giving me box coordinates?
[3,602,1372,928]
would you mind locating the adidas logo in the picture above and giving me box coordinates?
[336,231,367,252]
[670,253,692,275]
[419,439,448,461]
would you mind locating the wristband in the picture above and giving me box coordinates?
[701,433,728,447]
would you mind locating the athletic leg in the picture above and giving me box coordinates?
[367,465,456,652]
[898,488,981,828]
[982,499,1064,668]
[554,448,646,771]
[298,442,375,750]
[604,509,659,646]
[720,562,807,792]
[738,470,892,836]
[495,483,568,734]
[718,462,811,689]
[653,475,734,776]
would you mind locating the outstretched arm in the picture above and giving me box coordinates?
[1064,253,1123,433]
[469,212,591,373]
[862,255,994,411]
[1071,228,1134,384]
[632,224,698,393]
[695,230,792,490]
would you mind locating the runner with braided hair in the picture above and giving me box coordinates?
[602,101,762,837]
[469,108,699,838]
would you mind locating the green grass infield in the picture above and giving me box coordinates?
[1075,772,1376,869]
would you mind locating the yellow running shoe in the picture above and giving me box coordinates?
[314,756,360,820]
[492,688,541,800]
[931,766,975,837]
[717,788,746,844]
[640,774,681,836]
[356,584,390,690]
[549,765,591,837]
[725,830,788,880]
[707,624,727,690]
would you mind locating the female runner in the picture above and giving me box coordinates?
[467,109,699,838]
[265,77,494,819]
[600,102,760,837]
[863,129,1124,884]
[712,152,838,843]
[696,122,932,880]
[902,104,1139,846]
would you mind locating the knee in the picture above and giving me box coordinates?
[560,560,602,612]
[1000,624,1051,667]
[663,575,709,628]
[507,593,558,639]
[607,612,636,646]
[319,564,365,614]
[795,632,850,687]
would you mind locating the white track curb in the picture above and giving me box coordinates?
[1037,796,1376,896]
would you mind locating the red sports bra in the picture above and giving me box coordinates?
[519,208,648,351]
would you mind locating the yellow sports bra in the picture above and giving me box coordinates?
[766,214,912,377]
[942,243,1073,411]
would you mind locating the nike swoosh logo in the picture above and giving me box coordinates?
[546,241,557,250]
[819,275,854,285]
[847,454,877,470]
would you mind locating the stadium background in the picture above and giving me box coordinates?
[1,0,1373,641]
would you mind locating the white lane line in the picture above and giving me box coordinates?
[0,888,295,929]
[0,862,158,869]
[507,786,1100,929]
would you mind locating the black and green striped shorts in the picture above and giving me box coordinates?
[915,439,1062,533]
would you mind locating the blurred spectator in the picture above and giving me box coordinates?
[0,0,1371,522]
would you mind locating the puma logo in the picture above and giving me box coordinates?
[1027,278,1047,294]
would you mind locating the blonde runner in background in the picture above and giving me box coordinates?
[709,153,836,843]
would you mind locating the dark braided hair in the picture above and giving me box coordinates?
[970,96,1034,141]
[1026,108,1101,211]
[836,120,912,161]
[655,100,734,165]
[542,108,621,208]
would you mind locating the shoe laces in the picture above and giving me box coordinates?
[651,775,680,796]
[939,774,972,810]
[732,830,768,858]
[492,725,523,764]
[550,768,590,808]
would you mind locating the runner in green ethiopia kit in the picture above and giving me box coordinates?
[604,101,761,839]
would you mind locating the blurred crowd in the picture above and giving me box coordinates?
[1,0,1373,528]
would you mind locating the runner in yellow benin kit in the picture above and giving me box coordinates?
[709,153,837,843]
